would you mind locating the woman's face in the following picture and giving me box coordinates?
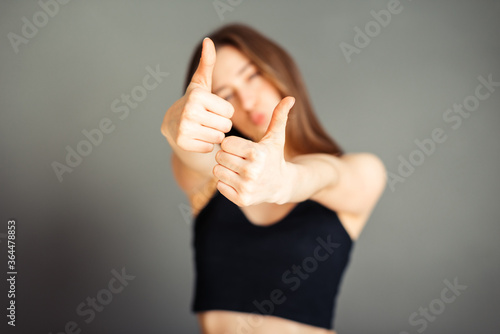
[212,45,282,142]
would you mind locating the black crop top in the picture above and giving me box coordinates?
[191,188,354,330]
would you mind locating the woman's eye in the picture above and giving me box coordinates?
[248,71,260,80]
[223,94,234,101]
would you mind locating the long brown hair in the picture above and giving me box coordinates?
[184,24,343,157]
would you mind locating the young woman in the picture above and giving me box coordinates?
[161,24,386,334]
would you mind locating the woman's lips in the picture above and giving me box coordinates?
[250,112,266,125]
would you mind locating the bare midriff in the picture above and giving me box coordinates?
[197,310,336,334]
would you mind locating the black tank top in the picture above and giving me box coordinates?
[191,188,354,330]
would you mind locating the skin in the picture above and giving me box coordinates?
[161,38,387,333]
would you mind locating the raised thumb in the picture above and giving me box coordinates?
[261,96,295,145]
[190,37,216,90]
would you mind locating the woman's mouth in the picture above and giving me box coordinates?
[250,112,266,126]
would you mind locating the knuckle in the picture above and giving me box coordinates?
[189,87,204,100]
[249,147,257,159]
[221,136,233,150]
[226,103,235,118]
[223,119,233,133]
[177,121,189,136]
[182,106,196,122]
[248,146,260,160]
[216,131,225,143]
[241,166,255,181]
[167,117,178,130]
[202,143,214,153]
[177,137,188,150]
[212,164,220,177]
[258,146,269,160]
[215,150,222,163]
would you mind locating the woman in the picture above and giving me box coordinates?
[161,24,386,334]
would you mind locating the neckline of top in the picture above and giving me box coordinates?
[215,190,309,228]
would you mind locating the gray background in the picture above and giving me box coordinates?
[1,0,499,333]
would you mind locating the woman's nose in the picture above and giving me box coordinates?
[237,88,256,112]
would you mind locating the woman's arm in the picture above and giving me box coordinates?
[213,96,386,216]
[283,152,387,216]
[161,37,233,177]
[162,110,221,178]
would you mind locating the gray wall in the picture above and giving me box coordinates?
[1,1,499,333]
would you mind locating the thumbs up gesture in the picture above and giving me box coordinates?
[161,38,234,152]
[213,96,296,206]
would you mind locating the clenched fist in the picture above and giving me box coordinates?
[161,38,234,153]
[214,96,296,206]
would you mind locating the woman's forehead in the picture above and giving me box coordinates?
[213,45,252,89]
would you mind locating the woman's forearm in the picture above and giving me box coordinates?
[279,153,341,204]
[164,128,220,177]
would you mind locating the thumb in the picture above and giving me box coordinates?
[190,37,216,90]
[261,96,295,146]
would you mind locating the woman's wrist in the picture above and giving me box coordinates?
[276,154,339,205]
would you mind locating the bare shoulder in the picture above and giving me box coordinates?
[316,152,387,241]
[340,152,387,193]
[171,153,218,216]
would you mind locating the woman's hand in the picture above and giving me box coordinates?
[161,38,234,153]
[213,97,296,206]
